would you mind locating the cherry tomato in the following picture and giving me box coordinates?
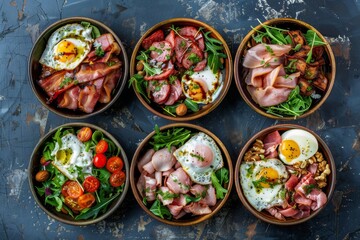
[77,127,92,142]
[61,180,84,198]
[83,176,100,193]
[77,193,96,209]
[64,196,84,212]
[106,156,124,173]
[95,139,108,154]
[93,153,107,168]
[109,170,126,187]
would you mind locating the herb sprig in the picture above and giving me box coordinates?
[149,125,192,151]
[203,31,227,74]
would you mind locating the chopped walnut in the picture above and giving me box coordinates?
[243,139,265,162]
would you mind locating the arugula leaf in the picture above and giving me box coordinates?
[264,86,312,117]
[95,46,105,57]
[128,74,150,103]
[211,171,228,199]
[149,199,172,219]
[252,19,290,45]
[136,51,162,76]
[203,31,227,74]
[215,168,229,186]
[149,125,192,151]
[304,30,326,63]
[184,195,202,204]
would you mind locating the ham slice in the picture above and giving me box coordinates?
[157,186,174,206]
[166,167,191,194]
[137,149,155,172]
[243,44,292,68]
[285,174,299,191]
[266,207,285,221]
[278,207,299,217]
[142,160,155,175]
[201,185,216,207]
[308,188,327,211]
[263,130,282,157]
[262,65,282,88]
[190,184,207,198]
[247,85,292,107]
[183,202,212,215]
[152,147,177,172]
[136,172,146,198]
[167,204,183,217]
[274,72,300,89]
[245,67,274,87]
[293,205,311,219]
[144,175,157,201]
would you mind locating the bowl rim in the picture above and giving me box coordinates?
[130,122,234,226]
[234,17,336,120]
[130,17,233,121]
[28,16,129,119]
[234,123,336,225]
[28,122,130,226]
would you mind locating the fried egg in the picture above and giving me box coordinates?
[278,129,318,165]
[51,133,93,179]
[182,66,223,104]
[39,23,93,70]
[240,158,288,211]
[173,132,223,184]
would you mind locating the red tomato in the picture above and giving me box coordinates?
[77,127,92,142]
[77,193,96,209]
[93,153,107,168]
[62,180,83,198]
[106,156,124,173]
[95,139,108,154]
[109,171,126,187]
[64,196,84,212]
[83,176,100,193]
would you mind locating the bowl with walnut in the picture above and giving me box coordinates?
[235,124,336,225]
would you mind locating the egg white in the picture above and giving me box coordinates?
[182,66,223,104]
[173,132,223,184]
[278,129,318,165]
[39,23,93,70]
[51,133,93,179]
[240,158,288,211]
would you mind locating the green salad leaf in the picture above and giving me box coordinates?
[149,199,172,219]
[149,125,192,151]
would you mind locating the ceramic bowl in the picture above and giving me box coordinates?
[130,18,233,121]
[234,124,336,225]
[130,123,233,226]
[28,123,129,225]
[234,18,336,120]
[28,17,129,119]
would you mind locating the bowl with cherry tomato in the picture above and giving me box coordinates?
[28,123,129,225]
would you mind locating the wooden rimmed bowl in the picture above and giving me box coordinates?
[28,123,130,225]
[28,17,129,119]
[234,18,336,120]
[130,123,233,226]
[234,124,336,225]
[130,18,233,121]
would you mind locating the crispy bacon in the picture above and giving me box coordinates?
[38,70,75,101]
[99,68,121,103]
[57,86,80,110]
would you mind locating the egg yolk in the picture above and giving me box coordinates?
[280,139,301,162]
[187,81,206,101]
[56,148,73,165]
[54,40,77,63]
[256,167,279,188]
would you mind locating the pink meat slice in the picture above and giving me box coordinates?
[144,175,157,201]
[137,149,155,172]
[151,146,177,172]
[263,130,282,157]
[166,167,192,194]
[157,186,174,206]
[274,72,300,89]
[144,60,175,81]
[247,85,292,107]
[147,80,171,104]
[57,86,80,110]
[285,174,299,191]
[262,64,282,88]
[245,67,274,88]
[165,30,176,48]
[150,41,173,62]
[242,44,292,69]
[164,79,182,106]
[183,202,212,215]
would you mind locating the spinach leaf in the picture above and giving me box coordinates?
[184,98,199,112]
[211,170,228,199]
[149,199,172,219]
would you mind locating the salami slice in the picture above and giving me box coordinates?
[147,80,171,104]
[164,79,182,105]
[142,29,165,49]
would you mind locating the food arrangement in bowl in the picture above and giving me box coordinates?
[235,124,336,225]
[28,17,129,118]
[130,123,233,225]
[130,18,233,121]
[28,123,129,225]
[234,18,336,119]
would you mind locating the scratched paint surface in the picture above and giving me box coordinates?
[0,0,360,239]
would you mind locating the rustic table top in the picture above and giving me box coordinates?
[1,0,359,239]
